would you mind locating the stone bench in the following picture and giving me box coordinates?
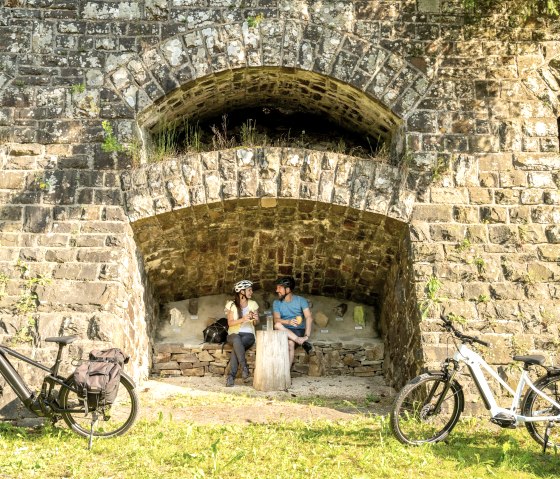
[151,339,384,378]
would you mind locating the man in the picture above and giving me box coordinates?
[273,276,313,368]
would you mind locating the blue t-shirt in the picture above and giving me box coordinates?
[272,295,309,331]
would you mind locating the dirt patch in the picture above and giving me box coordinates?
[139,376,395,425]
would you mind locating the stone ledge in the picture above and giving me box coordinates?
[152,340,384,378]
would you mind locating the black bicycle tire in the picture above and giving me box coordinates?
[58,373,139,438]
[390,372,463,445]
[521,373,560,449]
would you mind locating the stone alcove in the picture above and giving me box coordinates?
[123,65,420,381]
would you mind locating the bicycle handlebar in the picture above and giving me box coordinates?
[441,317,490,347]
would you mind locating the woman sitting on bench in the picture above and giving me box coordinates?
[224,280,259,387]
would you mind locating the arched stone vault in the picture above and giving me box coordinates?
[139,67,401,144]
[130,198,406,304]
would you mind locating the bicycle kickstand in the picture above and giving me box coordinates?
[88,412,99,450]
[542,421,553,454]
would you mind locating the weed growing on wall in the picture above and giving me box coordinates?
[246,13,264,28]
[141,112,389,164]
[101,120,124,153]
[1,261,51,345]
[71,83,86,94]
[420,276,445,319]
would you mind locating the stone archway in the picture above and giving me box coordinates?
[110,17,428,384]
[106,17,430,124]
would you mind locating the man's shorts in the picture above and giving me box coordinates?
[289,329,306,338]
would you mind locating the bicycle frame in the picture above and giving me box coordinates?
[0,344,81,416]
[455,343,560,424]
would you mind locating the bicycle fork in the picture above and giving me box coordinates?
[428,363,459,416]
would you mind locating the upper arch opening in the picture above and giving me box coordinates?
[136,67,403,161]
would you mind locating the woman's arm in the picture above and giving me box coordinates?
[226,305,252,327]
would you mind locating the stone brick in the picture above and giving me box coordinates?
[513,153,560,170]
[181,367,205,377]
[153,361,180,370]
[412,204,453,222]
[469,188,493,205]
[430,187,468,204]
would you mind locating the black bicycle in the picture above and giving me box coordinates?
[0,335,138,441]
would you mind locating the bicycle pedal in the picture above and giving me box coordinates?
[490,412,517,428]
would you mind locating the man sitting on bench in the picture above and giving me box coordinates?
[273,276,313,368]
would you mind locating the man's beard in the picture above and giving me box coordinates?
[277,292,286,301]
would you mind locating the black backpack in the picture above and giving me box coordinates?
[203,317,228,343]
[73,348,129,410]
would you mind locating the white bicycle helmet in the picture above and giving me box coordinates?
[234,279,253,292]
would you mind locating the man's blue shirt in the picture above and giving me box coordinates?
[273,295,309,331]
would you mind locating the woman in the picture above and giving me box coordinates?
[225,279,259,387]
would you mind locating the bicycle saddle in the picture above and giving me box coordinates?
[45,335,79,345]
[513,354,546,366]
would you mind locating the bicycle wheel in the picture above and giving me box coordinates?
[390,372,463,445]
[521,374,560,449]
[58,373,139,438]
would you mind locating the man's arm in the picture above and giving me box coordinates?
[303,307,313,337]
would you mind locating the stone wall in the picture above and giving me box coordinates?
[153,340,384,379]
[0,0,559,417]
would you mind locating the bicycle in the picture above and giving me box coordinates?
[390,317,560,452]
[0,335,139,446]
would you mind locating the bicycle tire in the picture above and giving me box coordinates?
[521,374,560,449]
[390,372,464,445]
[58,373,139,438]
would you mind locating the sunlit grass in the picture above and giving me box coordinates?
[1,410,559,479]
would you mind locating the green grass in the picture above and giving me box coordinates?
[1,405,559,479]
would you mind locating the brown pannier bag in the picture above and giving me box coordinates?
[73,348,129,409]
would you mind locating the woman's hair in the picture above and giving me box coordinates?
[233,291,244,320]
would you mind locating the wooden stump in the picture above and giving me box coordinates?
[253,330,291,391]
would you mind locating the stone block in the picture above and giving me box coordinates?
[412,204,453,222]
[172,352,198,362]
[153,361,180,370]
[208,365,225,375]
[197,351,214,362]
[155,352,171,363]
[159,370,182,377]
[513,153,560,170]
[180,367,204,377]
[430,187,468,204]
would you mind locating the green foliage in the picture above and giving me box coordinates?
[456,238,472,253]
[431,156,449,182]
[447,312,468,325]
[474,256,486,274]
[420,276,445,319]
[34,174,55,192]
[71,83,86,94]
[101,120,124,153]
[246,13,264,28]
[477,294,490,303]
[240,119,258,146]
[4,261,51,344]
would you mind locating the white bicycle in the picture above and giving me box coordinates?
[390,317,560,452]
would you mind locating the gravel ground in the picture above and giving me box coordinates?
[139,375,396,424]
